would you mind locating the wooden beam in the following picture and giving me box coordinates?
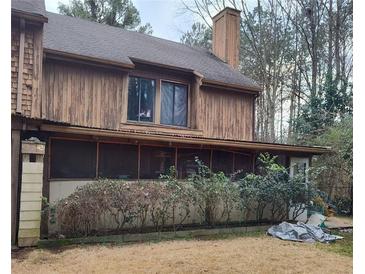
[175,147,178,169]
[120,72,129,123]
[137,143,141,180]
[11,129,21,245]
[16,18,25,114]
[95,142,99,178]
[155,79,161,124]
[40,138,50,237]
[252,96,256,141]
[190,74,202,129]
[209,149,213,170]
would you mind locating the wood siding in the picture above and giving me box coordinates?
[199,87,254,141]
[41,60,255,141]
[11,19,43,116]
[42,61,126,130]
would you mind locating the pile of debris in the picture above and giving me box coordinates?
[267,221,343,243]
[268,210,352,243]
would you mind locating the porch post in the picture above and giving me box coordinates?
[11,129,21,246]
[17,138,45,247]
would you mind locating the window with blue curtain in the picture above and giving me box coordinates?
[160,81,188,127]
[127,76,155,122]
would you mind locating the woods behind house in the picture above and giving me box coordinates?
[181,0,353,199]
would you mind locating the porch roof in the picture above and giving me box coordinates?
[40,124,330,155]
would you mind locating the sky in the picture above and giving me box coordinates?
[45,0,202,42]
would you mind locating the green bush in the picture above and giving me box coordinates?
[188,158,240,226]
[238,153,318,222]
[333,196,353,216]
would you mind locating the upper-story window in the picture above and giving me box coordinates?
[127,76,156,122]
[160,81,188,127]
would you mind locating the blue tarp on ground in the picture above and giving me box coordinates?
[267,222,343,243]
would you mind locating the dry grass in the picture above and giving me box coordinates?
[12,235,352,274]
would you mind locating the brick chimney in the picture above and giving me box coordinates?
[212,7,241,69]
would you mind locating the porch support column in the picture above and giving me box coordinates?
[11,129,21,245]
[18,138,45,247]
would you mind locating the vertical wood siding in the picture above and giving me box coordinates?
[41,61,255,141]
[42,61,126,130]
[199,87,254,141]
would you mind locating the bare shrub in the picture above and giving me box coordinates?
[56,183,105,236]
[54,154,320,237]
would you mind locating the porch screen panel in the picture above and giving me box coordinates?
[212,150,234,175]
[50,139,97,178]
[140,146,175,179]
[276,155,288,168]
[98,143,138,179]
[177,148,210,179]
[127,77,155,122]
[234,153,253,179]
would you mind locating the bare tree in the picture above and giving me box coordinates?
[181,0,352,143]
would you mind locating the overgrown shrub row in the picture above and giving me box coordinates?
[51,154,318,237]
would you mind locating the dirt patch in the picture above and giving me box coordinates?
[325,216,353,229]
[12,235,352,274]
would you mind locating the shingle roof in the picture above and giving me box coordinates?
[43,12,262,92]
[11,0,47,21]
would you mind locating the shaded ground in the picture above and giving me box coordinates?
[12,232,352,274]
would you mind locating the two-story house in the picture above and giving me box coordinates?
[11,0,328,245]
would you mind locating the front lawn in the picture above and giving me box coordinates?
[316,231,353,257]
[12,232,352,274]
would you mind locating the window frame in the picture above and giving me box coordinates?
[125,71,191,128]
[127,75,157,123]
[160,80,189,128]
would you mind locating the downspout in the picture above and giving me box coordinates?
[16,18,25,114]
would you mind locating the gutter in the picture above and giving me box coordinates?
[43,48,135,70]
[12,9,48,23]
[201,79,262,95]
